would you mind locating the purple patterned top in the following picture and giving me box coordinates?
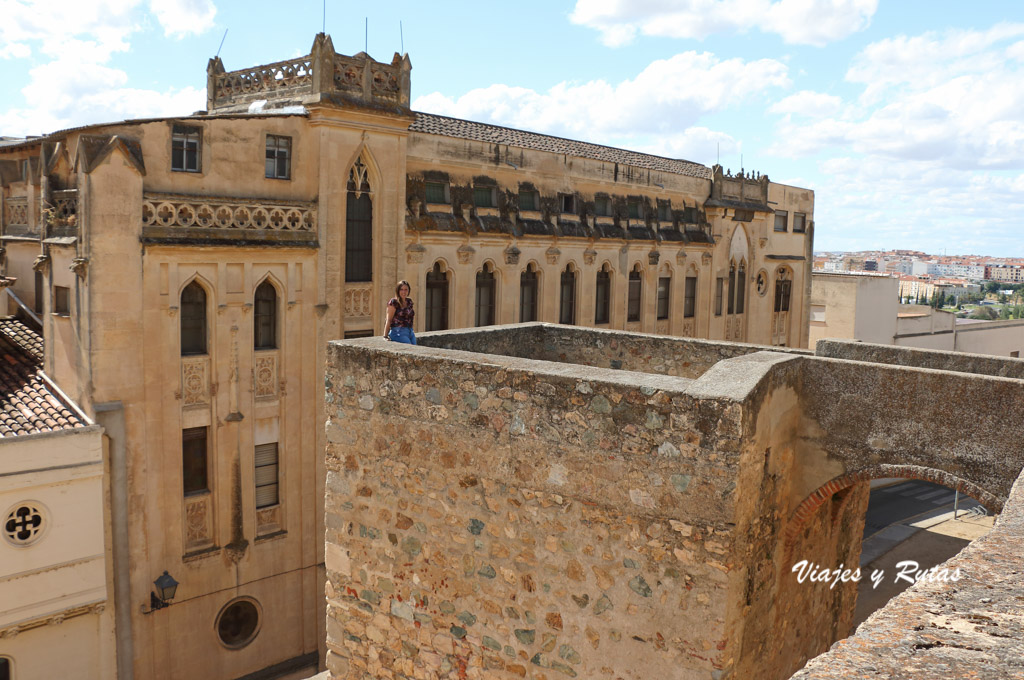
[388,297,414,328]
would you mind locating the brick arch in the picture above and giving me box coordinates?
[783,464,1002,560]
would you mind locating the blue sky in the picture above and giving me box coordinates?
[2,1,1024,257]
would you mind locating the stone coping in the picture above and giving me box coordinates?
[791,466,1024,680]
[816,338,1024,379]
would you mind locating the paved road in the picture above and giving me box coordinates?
[863,480,982,539]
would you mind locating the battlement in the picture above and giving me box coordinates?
[206,33,411,115]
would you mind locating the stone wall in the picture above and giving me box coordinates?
[420,323,810,379]
[816,338,1024,379]
[324,337,757,679]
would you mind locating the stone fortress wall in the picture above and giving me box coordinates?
[323,327,1024,679]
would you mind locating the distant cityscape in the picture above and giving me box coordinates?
[814,250,1024,306]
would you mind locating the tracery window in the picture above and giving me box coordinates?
[346,159,372,282]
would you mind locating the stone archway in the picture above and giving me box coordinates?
[784,463,1002,562]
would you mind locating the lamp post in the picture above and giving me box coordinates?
[148,571,179,612]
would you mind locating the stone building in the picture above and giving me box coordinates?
[0,34,813,679]
[0,313,113,680]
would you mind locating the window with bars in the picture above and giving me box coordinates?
[171,125,201,173]
[684,276,697,318]
[774,210,788,232]
[473,186,495,208]
[265,135,291,179]
[475,264,496,326]
[425,263,449,331]
[520,265,538,322]
[254,443,279,508]
[183,427,209,496]
[425,181,449,204]
[627,268,642,322]
[518,189,539,211]
[559,267,576,325]
[657,277,671,320]
[594,196,611,217]
[793,212,807,233]
[181,281,207,355]
[715,277,724,316]
[254,280,277,350]
[595,267,611,324]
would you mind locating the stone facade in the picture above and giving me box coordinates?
[0,34,813,679]
[324,327,1024,680]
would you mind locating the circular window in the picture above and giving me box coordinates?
[4,502,47,547]
[216,598,261,649]
[756,270,769,296]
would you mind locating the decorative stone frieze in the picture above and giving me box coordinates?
[184,494,212,548]
[254,352,278,399]
[181,356,210,406]
[342,284,372,318]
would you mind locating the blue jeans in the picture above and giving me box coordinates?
[388,326,417,344]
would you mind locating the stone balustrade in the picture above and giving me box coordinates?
[141,192,317,246]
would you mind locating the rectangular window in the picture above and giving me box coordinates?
[594,196,611,217]
[595,272,611,324]
[53,285,70,315]
[727,269,736,315]
[1011,350,1020,358]
[255,442,279,508]
[343,329,374,338]
[518,189,539,211]
[425,181,448,204]
[774,210,788,232]
[182,427,209,496]
[658,201,672,222]
[265,135,291,179]
[656,277,671,320]
[793,212,807,233]
[171,125,201,173]
[682,206,699,224]
[684,276,697,318]
[473,186,495,208]
[559,270,576,325]
[715,277,724,316]
[628,200,641,220]
[627,275,642,322]
[560,193,576,214]
[774,280,792,313]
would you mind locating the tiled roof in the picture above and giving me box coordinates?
[410,112,712,180]
[0,318,43,360]
[0,321,88,437]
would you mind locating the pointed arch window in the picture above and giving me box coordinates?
[727,263,736,315]
[736,261,746,314]
[346,158,373,283]
[559,266,576,325]
[475,263,496,327]
[254,280,277,350]
[181,281,207,355]
[520,264,538,323]
[627,265,642,322]
[425,262,449,331]
[595,265,611,324]
[774,269,793,313]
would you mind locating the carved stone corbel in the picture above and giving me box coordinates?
[70,256,88,278]
[648,250,661,266]
[32,253,50,272]
[503,244,521,266]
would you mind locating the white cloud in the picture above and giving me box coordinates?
[570,0,878,47]
[768,90,842,117]
[149,0,217,38]
[0,0,215,135]
[414,51,789,143]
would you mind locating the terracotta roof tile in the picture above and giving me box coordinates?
[0,318,43,360]
[0,324,87,438]
[410,112,712,180]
